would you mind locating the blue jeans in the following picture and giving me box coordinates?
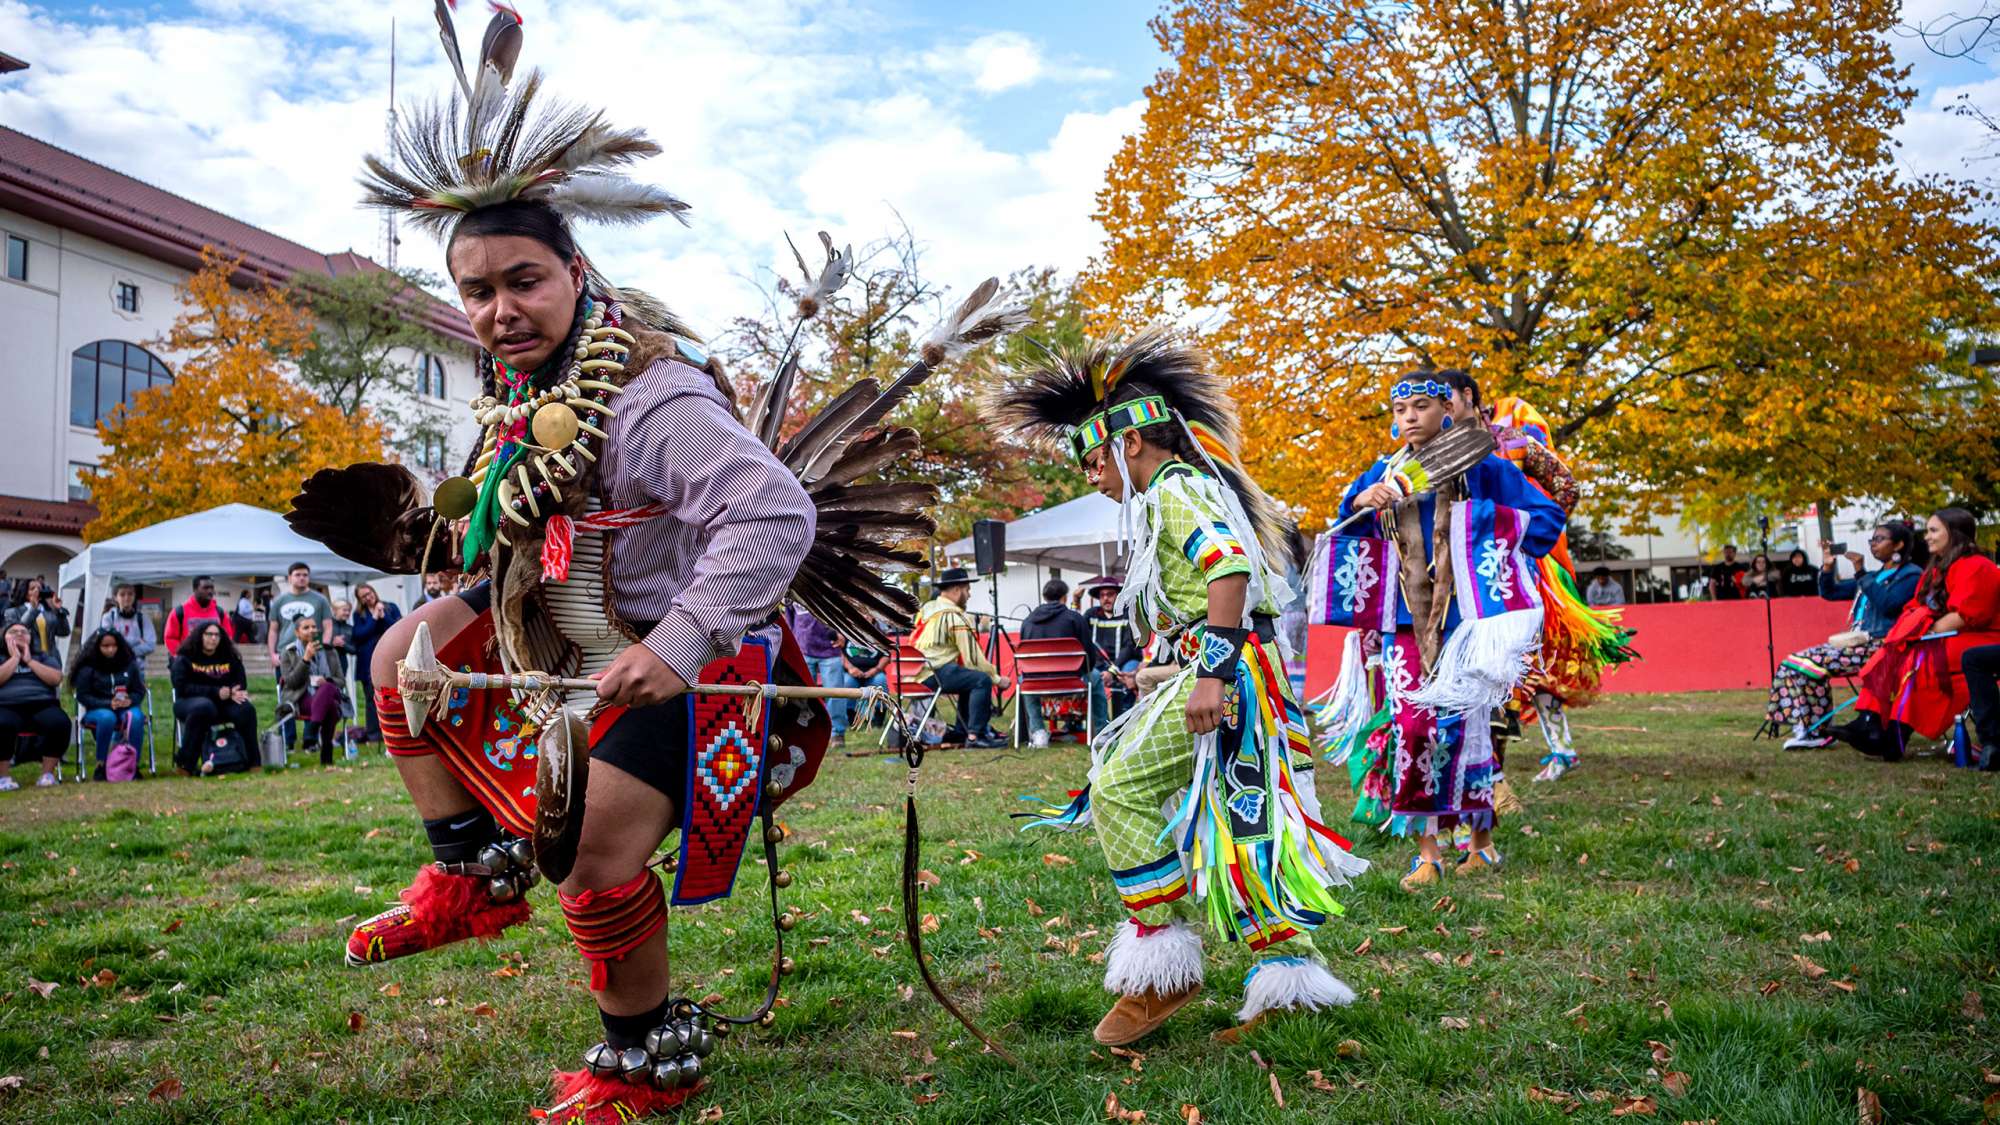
[833,667,888,733]
[83,707,147,763]
[808,656,847,733]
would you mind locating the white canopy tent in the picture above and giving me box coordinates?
[58,504,386,652]
[943,492,1125,573]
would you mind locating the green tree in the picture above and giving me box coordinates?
[290,267,459,462]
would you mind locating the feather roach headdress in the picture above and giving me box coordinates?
[359,0,687,239]
[987,329,1301,568]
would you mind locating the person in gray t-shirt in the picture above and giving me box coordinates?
[268,562,333,661]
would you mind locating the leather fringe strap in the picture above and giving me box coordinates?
[561,869,668,991]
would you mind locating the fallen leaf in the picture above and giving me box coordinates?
[1792,954,1829,980]
[162,919,184,935]
[891,1030,918,1040]
[347,1010,367,1032]
[1424,951,1448,967]
[1562,1003,1586,1019]
[491,966,520,979]
[920,914,940,935]
[1309,1069,1338,1091]
[470,1003,498,1018]
[1828,979,1856,993]
[913,1092,941,1105]
[1647,1040,1673,1066]
[1352,937,1372,956]
[1857,1086,1883,1125]
[850,910,872,926]
[698,1107,723,1124]
[1180,1105,1202,1125]
[147,1078,183,1103]
[87,969,118,989]
[1801,931,1832,944]
[1110,1046,1146,1072]
[1025,898,1044,917]
[1964,990,1987,1021]
[1439,1016,1471,1030]
[1454,952,1476,967]
[1660,1071,1691,1097]
[24,979,56,1000]
[1525,1086,1576,1106]
[901,1073,936,1086]
[1378,926,1408,935]
[1759,981,1782,998]
[914,869,941,890]
[1104,1092,1145,1123]
[1336,1039,1364,1058]
[1842,858,1861,874]
[1042,853,1075,867]
[1268,1070,1286,1107]
[1610,1094,1657,1116]
[1578,853,1590,866]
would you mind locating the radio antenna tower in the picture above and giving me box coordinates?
[381,18,401,269]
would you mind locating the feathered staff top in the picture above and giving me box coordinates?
[358,0,686,237]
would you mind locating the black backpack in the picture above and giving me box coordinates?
[201,727,251,775]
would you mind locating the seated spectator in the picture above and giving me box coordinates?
[1707,545,1746,599]
[348,584,402,744]
[1742,553,1776,598]
[0,621,68,790]
[912,568,1010,747]
[170,621,258,776]
[162,576,234,656]
[1584,567,1625,608]
[1766,522,1924,749]
[790,607,845,747]
[69,627,149,780]
[1778,548,1818,598]
[8,577,70,654]
[1018,578,1097,748]
[836,637,889,736]
[1961,643,2000,770]
[99,583,157,663]
[281,618,349,767]
[1830,509,2000,761]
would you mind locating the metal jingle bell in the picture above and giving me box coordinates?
[709,1020,731,1039]
[689,1027,715,1058]
[763,823,786,845]
[519,866,541,890]
[505,838,535,870]
[649,1057,686,1091]
[776,912,797,932]
[643,1025,673,1058]
[773,869,794,889]
[477,843,511,873]
[670,998,697,1021]
[756,1009,777,1029]
[487,877,520,904]
[778,956,796,976]
[617,1046,652,1082]
[678,1054,703,1083]
[583,1042,622,1078]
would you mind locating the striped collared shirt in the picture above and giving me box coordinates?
[599,358,816,684]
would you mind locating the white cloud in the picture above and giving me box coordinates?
[0,0,1144,335]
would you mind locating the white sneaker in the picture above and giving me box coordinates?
[0,775,18,792]
[1782,734,1832,750]
[1028,729,1050,749]
[35,773,56,788]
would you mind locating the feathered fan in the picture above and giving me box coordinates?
[754,277,1029,649]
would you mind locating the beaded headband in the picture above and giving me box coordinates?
[1390,378,1453,401]
[1069,395,1171,461]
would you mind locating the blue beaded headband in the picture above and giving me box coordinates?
[1390,378,1453,401]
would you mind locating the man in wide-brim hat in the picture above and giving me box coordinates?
[911,567,1010,747]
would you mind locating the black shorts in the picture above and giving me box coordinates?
[589,700,691,814]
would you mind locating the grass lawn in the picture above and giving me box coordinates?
[0,689,1995,1123]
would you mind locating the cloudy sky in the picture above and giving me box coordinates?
[2,0,1995,334]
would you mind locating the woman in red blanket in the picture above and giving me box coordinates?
[1832,508,2000,761]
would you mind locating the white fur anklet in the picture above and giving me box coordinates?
[1102,918,1204,997]
[1236,955,1356,1021]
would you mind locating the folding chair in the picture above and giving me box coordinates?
[1010,637,1093,748]
[882,642,949,748]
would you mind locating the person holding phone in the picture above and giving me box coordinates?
[1831,509,2000,760]
[1765,522,1925,748]
[7,577,69,656]
[0,620,68,789]
[69,627,149,779]
[280,617,348,766]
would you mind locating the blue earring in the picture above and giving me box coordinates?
[1389,423,1401,440]
[1440,415,1455,431]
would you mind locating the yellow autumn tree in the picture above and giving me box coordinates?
[1087,0,2000,528]
[83,249,388,540]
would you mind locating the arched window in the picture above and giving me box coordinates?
[418,353,448,399]
[70,341,171,426]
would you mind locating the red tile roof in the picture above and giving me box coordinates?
[0,126,476,348]
[0,494,96,536]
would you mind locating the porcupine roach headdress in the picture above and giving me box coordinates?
[986,329,1299,568]
[291,2,1028,648]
